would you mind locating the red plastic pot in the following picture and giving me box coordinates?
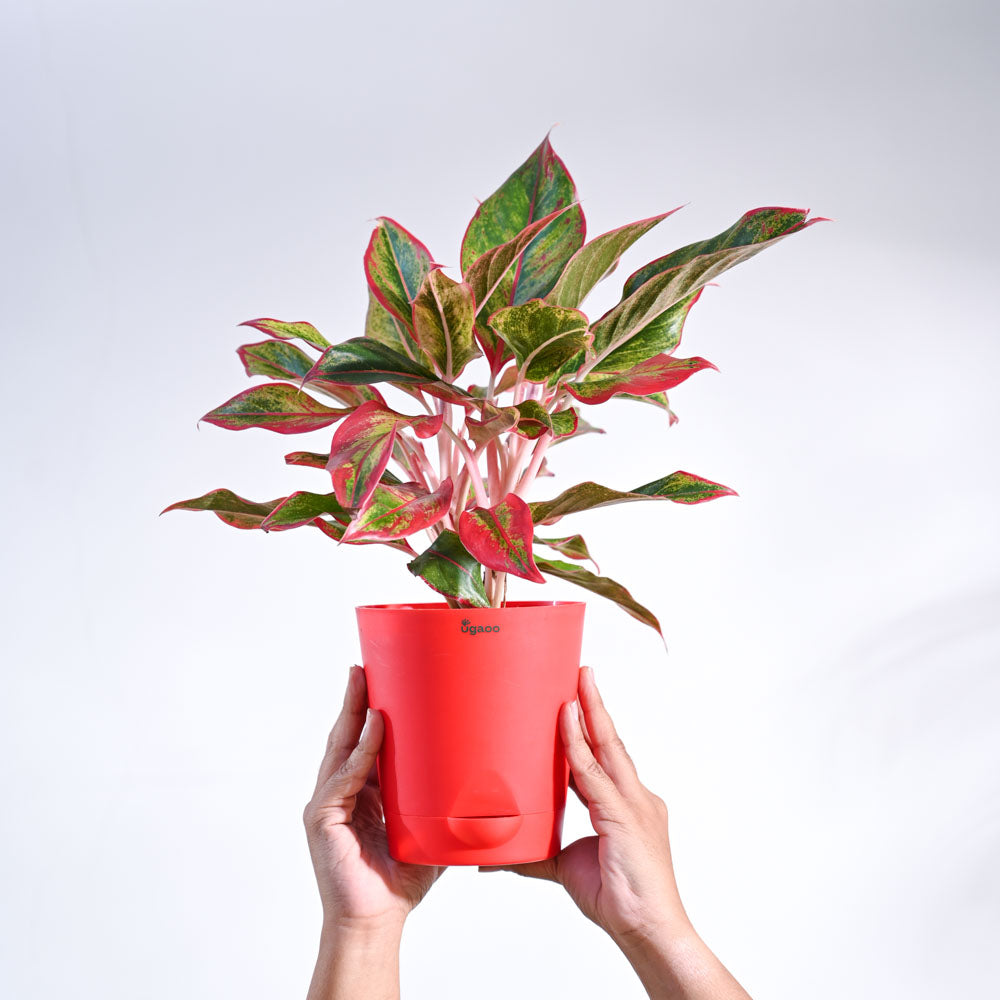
[357,600,585,866]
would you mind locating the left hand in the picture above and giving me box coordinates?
[303,665,444,932]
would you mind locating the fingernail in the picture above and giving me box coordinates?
[571,699,581,722]
[359,708,374,744]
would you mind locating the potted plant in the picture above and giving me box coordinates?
[165,134,821,866]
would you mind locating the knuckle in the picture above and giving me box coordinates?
[585,757,606,779]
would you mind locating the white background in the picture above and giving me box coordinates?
[2,1,998,996]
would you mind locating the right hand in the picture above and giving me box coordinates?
[480,665,689,947]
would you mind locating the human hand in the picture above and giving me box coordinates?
[481,666,750,1000]
[303,665,443,999]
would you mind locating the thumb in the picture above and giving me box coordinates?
[478,857,560,883]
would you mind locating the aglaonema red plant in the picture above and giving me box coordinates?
[165,135,823,635]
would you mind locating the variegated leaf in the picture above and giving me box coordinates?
[261,491,351,531]
[461,135,586,305]
[588,208,823,371]
[547,210,680,309]
[285,451,405,485]
[465,206,578,369]
[535,556,662,636]
[488,299,591,383]
[513,400,578,439]
[201,383,352,434]
[304,337,437,387]
[237,339,315,382]
[326,401,443,509]
[411,269,480,380]
[342,478,453,542]
[551,412,605,444]
[364,217,434,330]
[536,533,599,571]
[595,288,702,372]
[529,471,737,525]
[458,493,545,583]
[239,318,330,351]
[466,402,519,447]
[565,354,716,405]
[326,402,401,509]
[161,489,281,529]
[407,529,489,607]
[311,516,416,554]
[619,391,679,425]
[364,288,434,369]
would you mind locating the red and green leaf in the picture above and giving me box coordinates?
[304,337,438,387]
[364,288,434,369]
[488,299,591,383]
[461,135,586,304]
[237,339,315,382]
[326,401,401,509]
[535,533,599,571]
[411,269,480,379]
[464,206,579,370]
[407,529,489,607]
[161,489,281,529]
[239,318,330,352]
[342,478,453,542]
[466,402,519,447]
[513,400,579,439]
[535,556,662,636]
[458,493,545,583]
[565,354,716,405]
[619,391,679,426]
[285,450,403,486]
[201,384,351,434]
[261,491,351,531]
[326,402,444,509]
[547,210,680,309]
[363,217,434,330]
[595,289,703,372]
[529,472,737,525]
[588,208,823,371]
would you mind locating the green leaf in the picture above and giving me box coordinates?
[237,339,315,381]
[465,403,519,447]
[565,354,716,405]
[364,288,434,369]
[201,383,352,434]
[364,217,434,330]
[239,318,331,352]
[304,337,438,387]
[547,210,678,309]
[631,471,739,504]
[596,289,702,372]
[343,479,453,542]
[461,135,585,304]
[407,529,489,607]
[464,206,579,369]
[411,269,480,380]
[488,299,591,383]
[529,472,737,525]
[161,489,281,529]
[588,208,822,371]
[458,493,545,583]
[513,400,579,440]
[261,491,351,531]
[536,533,599,571]
[535,556,662,636]
[551,412,605,444]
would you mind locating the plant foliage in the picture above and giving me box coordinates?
[165,135,823,636]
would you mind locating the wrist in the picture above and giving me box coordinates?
[310,919,405,1000]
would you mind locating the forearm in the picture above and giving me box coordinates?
[307,920,404,1000]
[614,924,752,1000]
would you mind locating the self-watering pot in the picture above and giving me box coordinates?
[357,600,585,866]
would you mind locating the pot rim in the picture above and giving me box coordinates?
[356,600,585,613]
